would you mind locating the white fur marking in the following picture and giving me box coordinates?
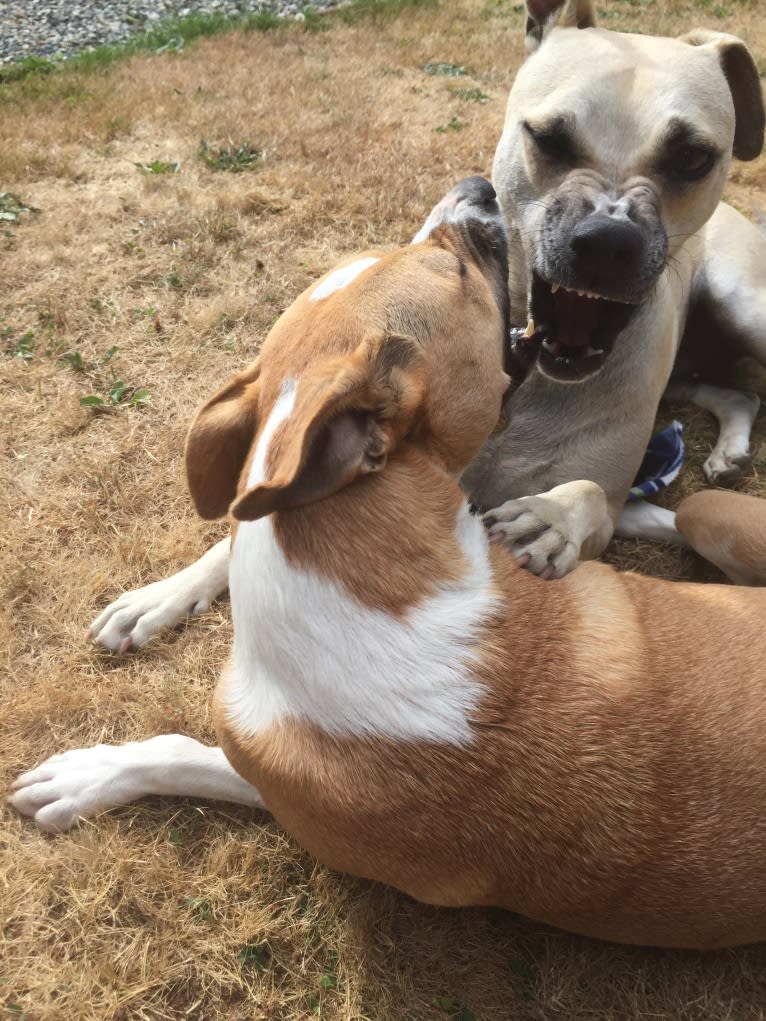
[225,503,498,743]
[247,379,297,489]
[310,258,379,301]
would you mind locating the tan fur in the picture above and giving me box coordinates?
[677,490,766,585]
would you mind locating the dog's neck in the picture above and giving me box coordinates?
[224,446,504,744]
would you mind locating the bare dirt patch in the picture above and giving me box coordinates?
[2,2,766,1019]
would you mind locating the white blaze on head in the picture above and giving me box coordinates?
[246,379,298,489]
[310,257,380,302]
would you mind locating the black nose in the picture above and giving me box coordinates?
[569,213,644,285]
[454,175,498,210]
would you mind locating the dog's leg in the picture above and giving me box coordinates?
[615,502,688,545]
[483,480,610,578]
[668,382,761,484]
[8,735,265,832]
[87,538,231,653]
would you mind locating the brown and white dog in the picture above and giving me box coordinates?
[10,179,766,948]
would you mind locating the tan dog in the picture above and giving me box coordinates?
[466,0,766,575]
[10,179,766,948]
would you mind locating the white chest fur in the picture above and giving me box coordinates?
[224,501,499,744]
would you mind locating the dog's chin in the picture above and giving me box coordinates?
[528,272,640,383]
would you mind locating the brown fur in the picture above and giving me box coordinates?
[193,215,766,948]
[216,515,766,948]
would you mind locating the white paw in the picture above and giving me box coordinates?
[87,541,230,652]
[483,496,579,579]
[87,577,212,652]
[703,448,752,485]
[8,745,146,832]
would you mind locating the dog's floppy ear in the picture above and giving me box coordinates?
[525,0,596,52]
[681,30,765,161]
[231,335,426,522]
[185,358,262,519]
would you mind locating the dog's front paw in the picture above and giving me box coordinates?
[8,745,146,832]
[86,540,230,652]
[483,496,579,580]
[87,577,211,653]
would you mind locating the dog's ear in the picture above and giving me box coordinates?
[681,30,765,161]
[525,0,596,52]
[231,335,426,522]
[185,358,262,519]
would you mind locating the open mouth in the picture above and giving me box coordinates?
[519,273,640,382]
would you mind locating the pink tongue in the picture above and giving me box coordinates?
[553,289,601,348]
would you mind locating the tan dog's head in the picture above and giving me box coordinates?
[185,177,512,522]
[493,0,765,382]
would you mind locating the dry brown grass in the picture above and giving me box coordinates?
[2,2,766,1018]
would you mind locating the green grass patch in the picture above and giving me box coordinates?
[0,9,284,96]
[422,61,470,77]
[0,0,438,96]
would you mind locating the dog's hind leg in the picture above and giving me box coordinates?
[8,735,265,832]
[667,382,761,484]
[615,501,688,546]
[87,537,231,653]
[676,490,766,585]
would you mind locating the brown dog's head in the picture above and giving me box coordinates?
[493,0,765,382]
[184,177,512,522]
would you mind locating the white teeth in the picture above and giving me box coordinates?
[558,284,603,301]
[524,318,536,338]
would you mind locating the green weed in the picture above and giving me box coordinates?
[0,193,34,221]
[5,330,36,362]
[236,939,271,970]
[134,159,180,175]
[450,86,489,103]
[185,897,214,921]
[422,62,470,77]
[79,380,149,409]
[198,139,261,172]
[435,115,465,133]
[434,995,476,1021]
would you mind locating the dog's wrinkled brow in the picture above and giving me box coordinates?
[523,113,582,163]
[656,118,718,156]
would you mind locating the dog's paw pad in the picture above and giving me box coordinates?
[483,501,577,579]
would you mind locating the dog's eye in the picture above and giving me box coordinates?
[666,144,717,182]
[523,121,576,164]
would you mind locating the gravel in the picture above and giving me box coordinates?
[0,0,344,67]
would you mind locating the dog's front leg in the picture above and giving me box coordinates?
[483,480,610,578]
[8,735,265,832]
[87,538,231,652]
